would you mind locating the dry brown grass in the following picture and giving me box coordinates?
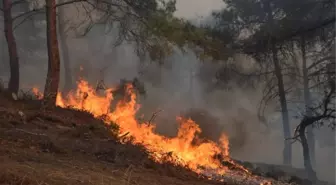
[0,93,308,185]
[0,93,224,185]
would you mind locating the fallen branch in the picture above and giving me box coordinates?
[147,109,162,125]
[118,131,130,139]
[25,111,73,125]
[6,128,47,136]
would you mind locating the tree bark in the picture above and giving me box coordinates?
[298,124,317,181]
[300,35,316,167]
[264,0,292,165]
[3,0,20,94]
[43,0,61,107]
[57,0,72,92]
[272,39,292,165]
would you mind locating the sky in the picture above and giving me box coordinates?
[174,0,225,19]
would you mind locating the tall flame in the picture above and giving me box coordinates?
[33,79,239,176]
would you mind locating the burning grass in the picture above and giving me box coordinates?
[0,80,303,185]
[31,79,240,177]
[0,95,224,185]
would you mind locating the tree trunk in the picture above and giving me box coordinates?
[3,0,20,94]
[264,0,292,165]
[43,0,61,107]
[57,0,72,92]
[298,124,317,181]
[272,40,292,165]
[300,35,316,167]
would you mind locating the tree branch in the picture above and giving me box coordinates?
[12,0,94,21]
[12,8,43,21]
[308,56,335,70]
[14,10,43,29]
[283,17,335,41]
[11,0,29,7]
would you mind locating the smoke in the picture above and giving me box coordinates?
[0,1,334,183]
[175,0,225,20]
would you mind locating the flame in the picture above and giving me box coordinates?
[32,87,43,99]
[31,79,248,177]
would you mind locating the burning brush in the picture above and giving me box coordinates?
[31,79,285,185]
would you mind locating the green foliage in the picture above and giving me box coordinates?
[152,16,232,61]
[205,0,335,99]
[113,0,233,63]
[211,0,335,56]
[79,0,233,64]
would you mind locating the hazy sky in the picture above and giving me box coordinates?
[175,0,224,19]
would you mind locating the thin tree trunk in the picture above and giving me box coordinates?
[300,35,316,167]
[3,0,20,94]
[298,124,317,181]
[272,40,292,165]
[264,0,292,165]
[57,0,72,92]
[43,0,61,107]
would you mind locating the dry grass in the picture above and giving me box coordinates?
[0,93,223,185]
[0,93,314,185]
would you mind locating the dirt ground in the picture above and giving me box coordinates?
[0,94,325,185]
[0,94,230,185]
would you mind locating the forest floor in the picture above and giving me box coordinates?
[0,93,333,185]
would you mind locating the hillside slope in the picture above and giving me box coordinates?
[0,94,319,185]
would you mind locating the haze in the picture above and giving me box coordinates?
[175,0,224,19]
[0,0,334,183]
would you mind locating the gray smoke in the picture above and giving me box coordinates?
[0,1,334,182]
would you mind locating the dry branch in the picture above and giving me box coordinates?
[147,109,162,125]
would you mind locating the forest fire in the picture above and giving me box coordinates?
[32,79,250,179]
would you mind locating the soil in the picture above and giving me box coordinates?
[0,93,326,185]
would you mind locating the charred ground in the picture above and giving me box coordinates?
[0,93,332,185]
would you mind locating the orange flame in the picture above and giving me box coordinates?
[32,79,241,176]
[32,87,43,99]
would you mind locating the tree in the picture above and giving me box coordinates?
[279,3,321,167]
[280,0,335,169]
[0,0,42,95]
[209,0,335,167]
[40,0,232,106]
[263,0,292,165]
[211,0,294,165]
[291,70,335,181]
[43,0,61,107]
[300,35,316,167]
[2,0,20,94]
